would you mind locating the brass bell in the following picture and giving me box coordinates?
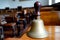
[27,1,48,38]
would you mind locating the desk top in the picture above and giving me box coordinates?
[5,26,60,40]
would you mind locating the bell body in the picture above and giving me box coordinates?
[27,19,48,38]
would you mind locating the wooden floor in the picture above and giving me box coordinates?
[5,26,60,40]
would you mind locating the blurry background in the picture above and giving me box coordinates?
[0,0,60,9]
[0,0,48,9]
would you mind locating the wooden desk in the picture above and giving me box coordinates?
[5,26,60,40]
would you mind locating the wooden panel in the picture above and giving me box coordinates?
[41,11,60,25]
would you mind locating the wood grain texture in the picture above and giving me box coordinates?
[4,26,60,40]
[40,11,60,25]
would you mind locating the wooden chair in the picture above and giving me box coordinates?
[0,26,4,40]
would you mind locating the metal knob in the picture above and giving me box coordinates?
[34,1,41,12]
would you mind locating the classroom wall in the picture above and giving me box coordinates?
[55,0,60,3]
[0,0,48,9]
